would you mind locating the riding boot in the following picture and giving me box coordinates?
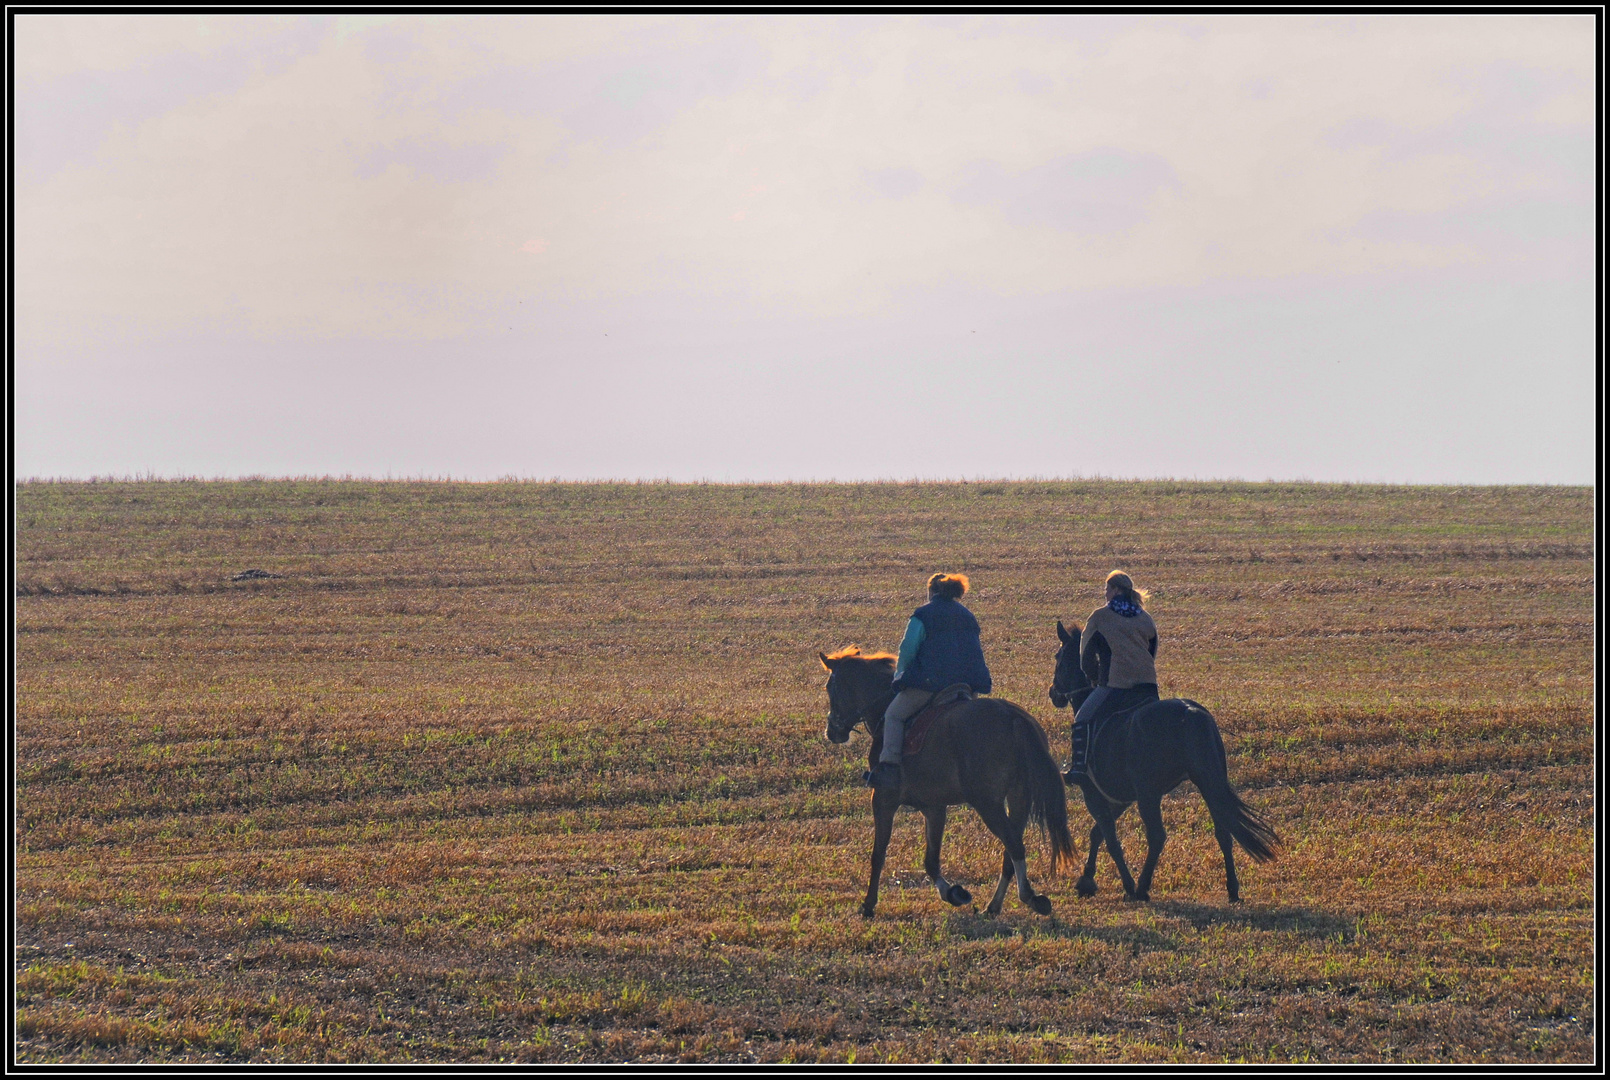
[1064,721,1089,783]
[866,704,911,792]
[865,761,902,791]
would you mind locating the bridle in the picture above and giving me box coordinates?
[1049,644,1093,711]
[825,671,895,743]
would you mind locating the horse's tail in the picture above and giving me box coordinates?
[1005,704,1077,875]
[1183,700,1280,863]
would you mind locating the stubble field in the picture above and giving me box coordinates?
[13,479,1596,1063]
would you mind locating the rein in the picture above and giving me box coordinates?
[860,688,897,735]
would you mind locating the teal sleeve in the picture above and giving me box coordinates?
[894,617,926,675]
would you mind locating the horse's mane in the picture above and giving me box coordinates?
[823,645,896,665]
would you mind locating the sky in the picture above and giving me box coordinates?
[12,14,1598,483]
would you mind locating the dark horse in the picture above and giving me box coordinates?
[820,647,1076,919]
[1049,621,1279,902]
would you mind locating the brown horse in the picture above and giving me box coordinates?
[819,647,1075,919]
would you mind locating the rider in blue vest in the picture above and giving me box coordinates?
[868,573,993,791]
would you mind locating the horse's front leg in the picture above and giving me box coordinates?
[861,788,899,918]
[923,806,971,907]
[1085,790,1139,899]
[1076,824,1102,898]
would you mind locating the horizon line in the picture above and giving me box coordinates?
[11,473,1594,489]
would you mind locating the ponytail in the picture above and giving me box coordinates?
[1105,570,1150,608]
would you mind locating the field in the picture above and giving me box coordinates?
[12,479,1596,1063]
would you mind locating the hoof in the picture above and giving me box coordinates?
[985,903,1003,918]
[1030,894,1053,916]
[860,903,876,919]
[1075,877,1097,898]
[1228,894,1242,905]
[1127,891,1150,903]
[945,885,972,907]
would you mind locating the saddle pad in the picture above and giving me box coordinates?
[1085,697,1161,794]
[903,684,974,758]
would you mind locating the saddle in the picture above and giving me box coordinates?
[1089,700,1136,737]
[1087,698,1154,752]
[902,683,975,758]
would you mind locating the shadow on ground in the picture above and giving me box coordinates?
[1151,898,1356,939]
[941,911,1177,953]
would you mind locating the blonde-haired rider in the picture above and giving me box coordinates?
[868,573,993,791]
[1065,571,1159,784]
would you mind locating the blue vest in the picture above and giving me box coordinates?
[894,597,992,694]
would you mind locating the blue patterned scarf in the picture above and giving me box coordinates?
[1108,596,1143,618]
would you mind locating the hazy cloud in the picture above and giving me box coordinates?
[356,139,509,183]
[14,18,329,183]
[953,150,1179,234]
[437,23,774,145]
[12,14,1596,482]
[866,166,925,199]
[1348,197,1590,252]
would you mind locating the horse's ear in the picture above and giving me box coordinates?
[819,651,836,671]
[1056,620,1070,644]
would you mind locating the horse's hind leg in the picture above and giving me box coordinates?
[923,807,971,907]
[975,798,1053,917]
[1007,792,1055,916]
[1133,793,1168,902]
[1076,824,1102,898]
[861,790,898,919]
[1216,821,1240,903]
[986,850,1013,917]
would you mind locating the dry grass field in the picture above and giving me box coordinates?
[13,479,1595,1063]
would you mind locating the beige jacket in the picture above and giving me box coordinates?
[1080,606,1158,689]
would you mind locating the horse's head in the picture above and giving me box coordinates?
[818,646,896,743]
[1049,620,1094,711]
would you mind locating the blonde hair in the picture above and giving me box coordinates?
[927,573,969,599]
[1105,570,1151,608]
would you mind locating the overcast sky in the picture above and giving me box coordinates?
[13,15,1597,483]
